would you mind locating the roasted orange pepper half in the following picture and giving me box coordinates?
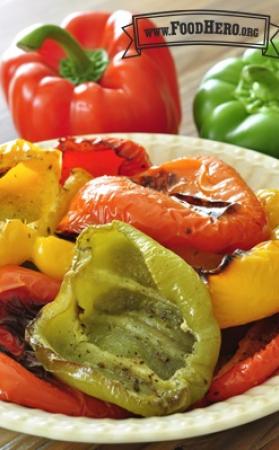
[58,155,268,254]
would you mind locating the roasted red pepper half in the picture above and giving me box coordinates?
[57,136,151,184]
[0,353,128,418]
[0,11,181,141]
[0,265,60,358]
[0,265,128,418]
[58,156,268,254]
[207,314,279,402]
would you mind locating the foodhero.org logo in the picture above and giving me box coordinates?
[122,9,279,58]
[145,19,259,39]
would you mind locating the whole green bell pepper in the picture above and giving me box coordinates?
[27,221,220,417]
[193,42,279,157]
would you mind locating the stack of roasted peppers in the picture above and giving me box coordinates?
[0,137,278,418]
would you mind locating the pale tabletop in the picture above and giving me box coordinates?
[0,0,278,448]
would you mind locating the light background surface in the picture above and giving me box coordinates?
[1,0,278,141]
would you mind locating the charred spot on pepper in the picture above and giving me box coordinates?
[77,305,85,316]
[133,378,140,393]
[55,231,77,243]
[199,254,235,277]
[0,298,53,381]
[19,349,52,380]
[207,314,279,402]
[0,343,49,380]
[21,261,40,271]
[57,137,151,183]
[0,297,42,333]
[171,193,240,219]
[0,169,9,179]
[198,249,247,277]
[132,170,180,193]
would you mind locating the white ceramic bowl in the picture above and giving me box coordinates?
[1,133,278,443]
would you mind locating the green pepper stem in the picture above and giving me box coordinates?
[241,65,279,98]
[17,24,109,85]
[17,24,92,73]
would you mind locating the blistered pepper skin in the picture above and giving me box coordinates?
[32,236,74,280]
[207,315,279,401]
[28,221,220,417]
[57,137,151,184]
[0,139,61,235]
[0,138,152,276]
[0,265,127,419]
[58,155,269,254]
[0,139,63,269]
[257,189,279,232]
[208,240,279,328]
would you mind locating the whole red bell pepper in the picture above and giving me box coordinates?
[0,11,181,141]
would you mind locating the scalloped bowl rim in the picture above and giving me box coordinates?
[0,133,278,444]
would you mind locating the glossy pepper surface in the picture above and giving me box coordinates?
[194,43,279,157]
[0,139,61,236]
[58,156,268,254]
[0,139,62,268]
[257,189,279,231]
[1,11,181,141]
[207,240,279,328]
[31,236,74,280]
[207,314,279,402]
[28,221,220,417]
[0,137,152,274]
[57,136,151,184]
[0,353,128,418]
[0,265,128,418]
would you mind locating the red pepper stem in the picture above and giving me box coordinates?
[17,24,91,73]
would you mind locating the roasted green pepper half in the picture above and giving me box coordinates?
[193,41,279,157]
[27,221,220,417]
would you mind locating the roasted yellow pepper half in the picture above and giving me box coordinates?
[56,168,92,222]
[208,240,279,328]
[0,139,61,268]
[32,236,74,280]
[0,220,36,266]
[207,188,279,328]
[0,139,61,235]
[257,189,279,237]
[0,139,89,276]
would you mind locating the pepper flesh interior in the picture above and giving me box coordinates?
[0,139,61,234]
[28,221,220,416]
